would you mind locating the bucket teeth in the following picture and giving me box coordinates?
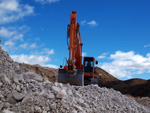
[58,69,84,86]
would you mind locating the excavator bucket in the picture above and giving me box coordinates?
[58,69,84,86]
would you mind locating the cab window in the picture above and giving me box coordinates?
[84,60,93,72]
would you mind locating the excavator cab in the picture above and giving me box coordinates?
[84,57,98,85]
[84,57,95,78]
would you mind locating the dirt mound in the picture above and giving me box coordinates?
[94,67,150,97]
[94,67,119,84]
[103,79,150,97]
[17,63,58,82]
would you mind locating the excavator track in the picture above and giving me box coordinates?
[84,78,98,85]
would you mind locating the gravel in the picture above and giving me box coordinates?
[0,46,150,113]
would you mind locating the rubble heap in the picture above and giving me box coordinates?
[0,46,150,113]
[17,63,57,82]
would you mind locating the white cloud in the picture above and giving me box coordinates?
[19,43,38,50]
[13,34,23,41]
[0,27,16,38]
[81,20,86,25]
[42,64,58,69]
[0,0,18,11]
[11,54,58,69]
[87,20,97,26]
[42,48,54,55]
[100,51,150,79]
[0,26,28,52]
[4,40,15,46]
[0,0,34,24]
[98,53,108,59]
[0,26,26,41]
[144,44,150,48]
[30,43,37,49]
[11,54,51,65]
[47,49,54,55]
[98,56,105,59]
[19,43,27,49]
[81,20,97,26]
[82,52,87,57]
[35,0,59,4]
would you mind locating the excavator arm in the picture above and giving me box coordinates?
[58,11,84,86]
[67,11,82,71]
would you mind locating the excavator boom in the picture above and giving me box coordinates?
[58,11,84,86]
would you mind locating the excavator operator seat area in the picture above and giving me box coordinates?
[84,57,94,73]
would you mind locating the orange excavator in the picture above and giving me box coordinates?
[58,11,98,86]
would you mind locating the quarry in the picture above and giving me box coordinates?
[0,46,150,113]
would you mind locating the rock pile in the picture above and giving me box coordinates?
[17,63,58,82]
[0,46,150,113]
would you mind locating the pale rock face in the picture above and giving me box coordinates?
[0,101,4,111]
[34,106,41,113]
[12,91,25,101]
[1,110,14,113]
[24,72,43,82]
[56,89,67,99]
[48,93,55,99]
[52,86,60,94]
[13,74,24,84]
[3,102,10,109]
[7,94,17,104]
[0,82,3,87]
[71,109,77,113]
[50,104,56,110]
[22,93,32,103]
[1,75,11,85]
[16,85,21,92]
[42,111,47,113]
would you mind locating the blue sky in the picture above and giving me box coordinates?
[0,0,150,80]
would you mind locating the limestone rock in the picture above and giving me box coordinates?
[48,93,55,99]
[3,102,10,109]
[12,92,25,101]
[22,93,32,103]
[42,111,47,113]
[71,109,77,113]
[52,86,60,94]
[0,101,4,111]
[0,82,3,87]
[112,97,122,105]
[50,104,56,110]
[34,106,41,113]
[56,89,67,99]
[1,75,11,85]
[7,94,17,104]
[13,74,24,84]
[16,85,21,92]
[1,110,14,113]
[24,72,43,82]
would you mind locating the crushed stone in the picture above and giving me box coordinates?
[0,46,150,113]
